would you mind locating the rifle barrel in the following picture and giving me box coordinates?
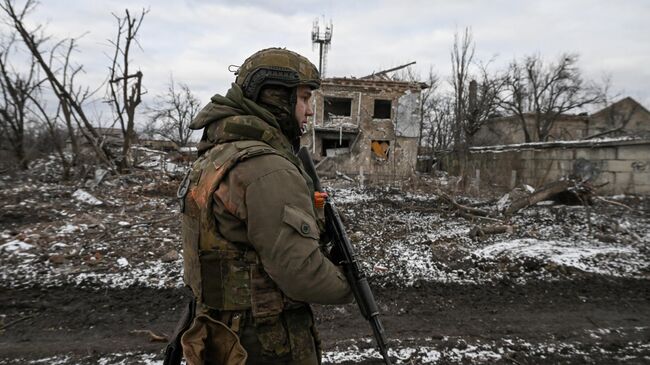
[297,147,392,365]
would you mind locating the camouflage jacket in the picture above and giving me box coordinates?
[185,83,352,306]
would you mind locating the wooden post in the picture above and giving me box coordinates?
[510,170,517,189]
[359,166,365,189]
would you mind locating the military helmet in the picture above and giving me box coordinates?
[235,48,320,101]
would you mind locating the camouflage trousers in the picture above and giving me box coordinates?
[239,306,321,365]
[182,305,321,365]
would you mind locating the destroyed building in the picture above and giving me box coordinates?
[301,74,427,182]
[587,97,650,139]
[473,97,650,146]
[472,114,590,145]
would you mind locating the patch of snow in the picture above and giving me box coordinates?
[0,240,34,252]
[473,238,646,277]
[1,255,184,290]
[29,355,71,364]
[322,343,500,364]
[322,330,650,363]
[609,194,628,200]
[72,189,103,206]
[469,136,640,152]
[404,192,438,202]
[117,257,129,267]
[330,188,374,204]
[20,336,649,365]
[496,193,510,211]
[97,352,162,365]
[537,200,555,206]
[57,224,79,234]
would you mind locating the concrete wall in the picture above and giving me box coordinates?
[438,140,650,195]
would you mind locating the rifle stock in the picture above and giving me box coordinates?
[298,147,392,365]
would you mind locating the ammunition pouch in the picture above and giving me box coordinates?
[199,249,258,311]
[181,314,248,365]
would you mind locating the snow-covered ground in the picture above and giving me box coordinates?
[1,174,649,365]
[1,183,649,290]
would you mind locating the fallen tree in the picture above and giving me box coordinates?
[504,180,573,216]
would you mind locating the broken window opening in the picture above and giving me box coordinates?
[322,138,351,157]
[373,99,392,119]
[371,140,390,161]
[324,97,352,123]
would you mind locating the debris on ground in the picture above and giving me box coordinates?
[1,165,649,364]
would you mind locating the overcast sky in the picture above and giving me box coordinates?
[7,0,650,124]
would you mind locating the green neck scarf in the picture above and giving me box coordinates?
[190,83,299,166]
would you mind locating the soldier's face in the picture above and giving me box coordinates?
[295,85,314,134]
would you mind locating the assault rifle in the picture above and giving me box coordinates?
[298,147,392,365]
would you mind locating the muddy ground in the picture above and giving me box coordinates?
[2,276,649,364]
[1,160,649,364]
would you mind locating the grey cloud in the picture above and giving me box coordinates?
[8,0,650,118]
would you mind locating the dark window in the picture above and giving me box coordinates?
[373,99,392,119]
[371,140,390,160]
[324,97,352,122]
[321,138,351,157]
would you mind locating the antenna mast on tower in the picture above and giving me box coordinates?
[311,18,333,77]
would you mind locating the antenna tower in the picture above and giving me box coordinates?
[311,18,333,77]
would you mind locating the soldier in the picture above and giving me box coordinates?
[177,48,353,365]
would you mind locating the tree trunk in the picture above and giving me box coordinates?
[505,180,571,216]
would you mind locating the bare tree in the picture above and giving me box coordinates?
[464,62,505,146]
[0,0,115,170]
[145,78,199,147]
[417,69,439,150]
[428,94,455,151]
[26,87,72,178]
[0,32,41,169]
[449,28,505,148]
[106,8,147,171]
[450,27,474,148]
[500,53,605,142]
[51,38,95,167]
[25,37,103,180]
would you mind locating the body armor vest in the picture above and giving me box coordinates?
[180,139,292,318]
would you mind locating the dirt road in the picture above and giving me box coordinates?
[1,274,648,364]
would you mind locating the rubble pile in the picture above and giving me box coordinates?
[0,169,184,289]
